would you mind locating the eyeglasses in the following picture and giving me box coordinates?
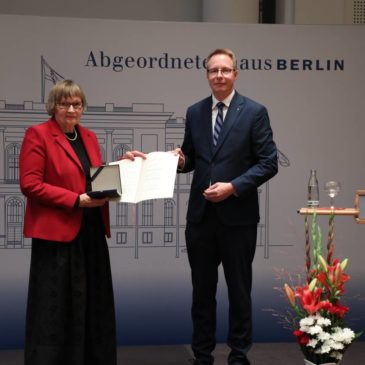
[207,68,235,77]
[57,102,83,110]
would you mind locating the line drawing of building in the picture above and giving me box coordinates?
[0,57,290,259]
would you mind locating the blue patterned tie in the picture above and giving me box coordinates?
[213,102,225,146]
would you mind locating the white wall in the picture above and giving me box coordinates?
[1,0,364,24]
[295,0,346,24]
[0,0,202,21]
[277,0,364,24]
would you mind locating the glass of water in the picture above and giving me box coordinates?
[324,181,341,209]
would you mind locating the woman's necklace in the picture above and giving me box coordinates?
[65,128,78,141]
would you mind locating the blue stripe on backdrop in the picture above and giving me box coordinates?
[1,287,364,348]
[0,297,26,349]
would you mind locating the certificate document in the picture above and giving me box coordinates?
[109,151,179,203]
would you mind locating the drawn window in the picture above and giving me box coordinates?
[6,143,21,181]
[164,232,173,243]
[142,232,153,244]
[116,232,127,245]
[116,202,128,226]
[7,198,22,223]
[166,143,174,151]
[142,200,153,226]
[6,198,24,247]
[164,199,174,226]
[113,144,131,161]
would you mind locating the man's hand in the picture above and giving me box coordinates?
[203,182,236,202]
[172,148,185,170]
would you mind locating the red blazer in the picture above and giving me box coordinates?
[19,118,111,242]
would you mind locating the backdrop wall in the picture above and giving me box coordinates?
[0,14,364,349]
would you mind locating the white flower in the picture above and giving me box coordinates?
[317,331,331,341]
[307,325,323,335]
[332,327,355,344]
[316,316,331,327]
[331,341,344,350]
[307,339,318,348]
[319,343,331,354]
[300,316,316,327]
[332,351,343,360]
[297,313,356,363]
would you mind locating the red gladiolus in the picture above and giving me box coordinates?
[295,285,329,315]
[284,283,296,307]
[316,260,350,295]
[328,302,349,318]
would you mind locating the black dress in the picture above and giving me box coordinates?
[24,129,117,365]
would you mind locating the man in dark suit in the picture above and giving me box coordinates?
[174,48,278,365]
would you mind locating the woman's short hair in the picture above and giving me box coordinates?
[46,80,87,116]
[206,48,237,70]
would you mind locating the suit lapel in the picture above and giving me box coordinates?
[200,98,215,154]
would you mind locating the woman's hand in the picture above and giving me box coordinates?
[79,193,108,207]
[120,150,147,161]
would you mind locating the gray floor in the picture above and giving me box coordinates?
[1,342,364,365]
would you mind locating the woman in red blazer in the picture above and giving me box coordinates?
[20,80,116,365]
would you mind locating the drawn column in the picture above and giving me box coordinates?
[105,129,114,163]
[0,127,6,246]
[0,128,4,181]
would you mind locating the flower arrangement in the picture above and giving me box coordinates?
[283,211,362,365]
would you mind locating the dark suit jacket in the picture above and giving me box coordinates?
[180,91,278,226]
[19,118,110,242]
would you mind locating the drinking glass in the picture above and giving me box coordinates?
[324,181,341,209]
